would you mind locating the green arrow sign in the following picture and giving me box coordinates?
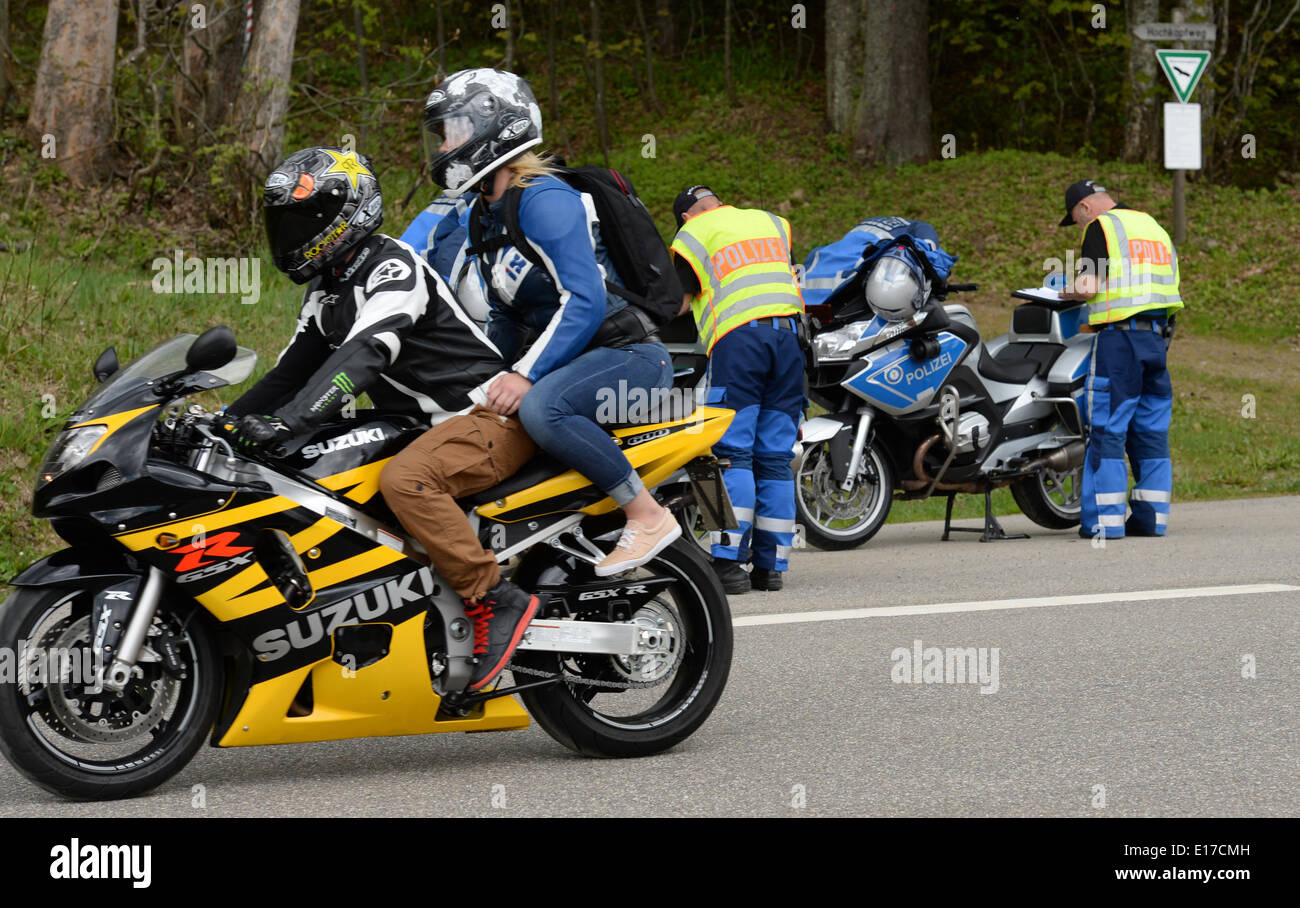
[1156,49,1211,103]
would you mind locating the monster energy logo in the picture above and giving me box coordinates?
[332,373,354,394]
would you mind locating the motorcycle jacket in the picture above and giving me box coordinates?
[398,191,477,281]
[449,174,630,383]
[801,216,957,308]
[227,233,506,430]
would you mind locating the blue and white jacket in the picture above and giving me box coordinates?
[449,174,627,384]
[801,216,957,307]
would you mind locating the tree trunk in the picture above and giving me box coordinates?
[851,0,931,164]
[232,0,301,178]
[177,1,244,141]
[546,0,569,152]
[589,0,609,165]
[634,0,661,113]
[825,0,862,133]
[504,0,515,70]
[0,0,11,119]
[654,0,675,57]
[1123,0,1161,163]
[724,0,735,104]
[26,0,119,184]
[436,0,446,77]
[354,2,369,146]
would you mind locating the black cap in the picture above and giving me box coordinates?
[673,185,717,228]
[1059,179,1108,226]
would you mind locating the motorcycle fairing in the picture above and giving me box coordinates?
[842,332,970,414]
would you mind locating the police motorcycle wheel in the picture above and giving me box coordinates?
[0,585,224,800]
[676,503,714,554]
[510,537,731,758]
[1010,462,1083,529]
[795,437,895,551]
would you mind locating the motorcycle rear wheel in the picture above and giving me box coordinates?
[0,586,223,801]
[512,538,732,758]
[1010,463,1083,529]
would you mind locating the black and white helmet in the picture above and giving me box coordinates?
[263,146,383,284]
[864,245,931,321]
[423,68,543,196]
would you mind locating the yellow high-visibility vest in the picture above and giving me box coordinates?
[671,206,803,353]
[1086,208,1185,325]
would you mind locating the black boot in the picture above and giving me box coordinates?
[711,558,750,595]
[750,567,783,591]
[463,579,540,692]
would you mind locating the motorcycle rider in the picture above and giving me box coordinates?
[1057,179,1183,538]
[224,145,540,693]
[422,68,679,577]
[670,185,805,593]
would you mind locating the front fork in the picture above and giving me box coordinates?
[839,406,876,491]
[102,566,166,692]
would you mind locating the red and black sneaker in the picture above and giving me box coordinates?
[463,580,540,692]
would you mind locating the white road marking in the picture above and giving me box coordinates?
[732,583,1300,627]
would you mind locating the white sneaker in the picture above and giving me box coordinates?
[594,511,682,576]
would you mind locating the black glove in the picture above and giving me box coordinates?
[220,414,296,453]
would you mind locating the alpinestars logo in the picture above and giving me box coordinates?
[252,566,435,661]
[301,427,386,459]
[365,258,411,293]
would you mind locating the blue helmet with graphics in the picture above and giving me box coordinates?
[264,146,383,285]
[864,245,931,321]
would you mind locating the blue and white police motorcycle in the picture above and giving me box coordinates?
[797,241,1091,549]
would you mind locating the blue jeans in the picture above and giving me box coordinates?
[519,342,673,505]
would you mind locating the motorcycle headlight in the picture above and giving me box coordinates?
[37,425,107,486]
[813,320,876,362]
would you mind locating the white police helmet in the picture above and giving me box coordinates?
[864,246,931,321]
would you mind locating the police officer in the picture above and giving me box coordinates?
[671,185,805,593]
[1058,179,1184,538]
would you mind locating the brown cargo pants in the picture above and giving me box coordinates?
[379,405,536,600]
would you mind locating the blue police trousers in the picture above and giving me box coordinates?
[1081,323,1173,538]
[705,317,806,570]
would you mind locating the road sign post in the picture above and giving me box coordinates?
[1151,45,1210,245]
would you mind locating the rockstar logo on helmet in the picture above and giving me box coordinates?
[322,149,371,191]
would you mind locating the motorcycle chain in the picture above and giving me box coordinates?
[505,661,671,690]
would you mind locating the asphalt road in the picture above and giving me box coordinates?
[3,496,1298,817]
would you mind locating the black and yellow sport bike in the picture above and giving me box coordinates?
[1,328,735,800]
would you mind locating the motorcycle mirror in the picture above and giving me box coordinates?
[186,325,237,374]
[93,346,120,383]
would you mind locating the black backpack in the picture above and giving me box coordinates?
[466,166,683,327]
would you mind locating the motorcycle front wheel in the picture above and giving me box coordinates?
[0,585,223,800]
[795,437,895,550]
[511,538,732,758]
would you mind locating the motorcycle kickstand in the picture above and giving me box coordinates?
[942,489,1029,543]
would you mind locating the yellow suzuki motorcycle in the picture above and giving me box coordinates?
[0,327,734,800]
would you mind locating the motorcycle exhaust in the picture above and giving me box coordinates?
[1020,440,1085,474]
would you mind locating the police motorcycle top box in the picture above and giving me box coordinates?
[0,327,734,800]
[796,238,1090,549]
